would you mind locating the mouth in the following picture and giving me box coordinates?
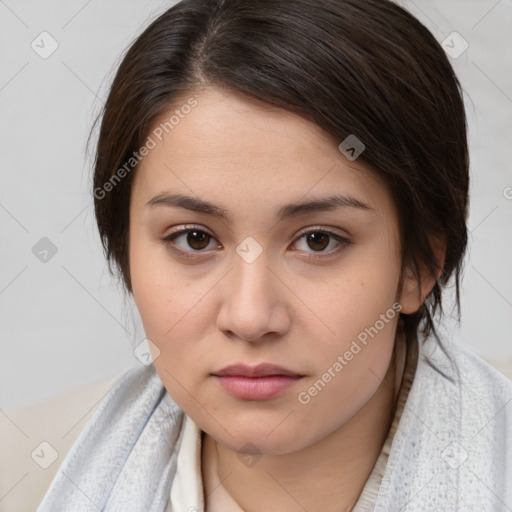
[212,363,304,400]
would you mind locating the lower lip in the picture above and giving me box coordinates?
[213,375,303,400]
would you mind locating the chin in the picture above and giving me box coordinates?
[211,424,305,456]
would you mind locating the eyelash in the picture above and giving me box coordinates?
[160,224,353,260]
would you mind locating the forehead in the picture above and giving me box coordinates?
[132,86,395,221]
[148,87,341,171]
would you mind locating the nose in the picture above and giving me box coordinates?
[216,248,291,343]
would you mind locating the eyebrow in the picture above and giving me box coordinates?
[146,192,375,221]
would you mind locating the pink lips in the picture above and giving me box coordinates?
[212,363,304,400]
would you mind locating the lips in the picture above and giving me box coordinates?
[212,363,304,400]
[212,363,303,378]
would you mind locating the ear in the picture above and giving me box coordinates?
[399,238,446,314]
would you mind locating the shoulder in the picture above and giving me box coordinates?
[425,335,512,443]
[446,338,512,389]
[0,373,123,512]
[429,336,512,406]
[375,337,512,508]
[479,356,512,381]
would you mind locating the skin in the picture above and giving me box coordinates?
[128,86,440,511]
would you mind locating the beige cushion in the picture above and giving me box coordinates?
[0,374,121,512]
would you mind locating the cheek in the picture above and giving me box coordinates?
[301,242,401,391]
[307,276,398,390]
[313,252,401,339]
[130,254,213,411]
[130,247,172,337]
[132,270,200,344]
[130,241,215,373]
[130,239,189,355]
[294,280,399,439]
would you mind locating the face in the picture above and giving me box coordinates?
[128,86,421,455]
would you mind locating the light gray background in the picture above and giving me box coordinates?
[1,0,511,410]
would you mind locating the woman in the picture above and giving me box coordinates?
[33,0,512,510]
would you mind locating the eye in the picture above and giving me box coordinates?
[161,225,220,258]
[292,228,352,258]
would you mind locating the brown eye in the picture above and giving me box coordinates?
[185,230,211,250]
[306,232,330,251]
[162,226,219,256]
[293,228,353,259]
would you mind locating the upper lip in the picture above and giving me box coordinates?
[212,363,302,378]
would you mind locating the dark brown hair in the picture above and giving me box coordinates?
[89,0,469,364]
